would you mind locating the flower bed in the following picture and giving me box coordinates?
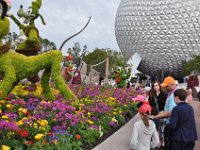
[0,83,140,150]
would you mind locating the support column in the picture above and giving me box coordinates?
[89,65,93,84]
[105,57,109,84]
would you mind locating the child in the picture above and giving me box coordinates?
[130,101,160,150]
[166,89,197,150]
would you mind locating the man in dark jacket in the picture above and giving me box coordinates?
[166,89,198,150]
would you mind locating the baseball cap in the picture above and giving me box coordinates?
[132,95,145,102]
[138,102,152,114]
[161,76,176,87]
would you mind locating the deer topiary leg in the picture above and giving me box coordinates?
[41,68,54,100]
[0,66,17,99]
[51,62,78,100]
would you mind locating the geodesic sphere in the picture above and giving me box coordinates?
[115,0,200,78]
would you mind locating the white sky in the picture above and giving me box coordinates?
[9,0,121,54]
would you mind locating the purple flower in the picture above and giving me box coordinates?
[66,106,75,112]
[89,125,99,130]
[33,114,41,120]
[65,113,72,120]
[91,116,98,121]
[52,125,66,132]
[6,113,18,121]
[109,121,117,127]
[0,121,18,131]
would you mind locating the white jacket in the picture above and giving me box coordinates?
[130,119,160,150]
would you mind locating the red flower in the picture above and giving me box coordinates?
[75,134,81,140]
[42,140,47,145]
[17,129,29,138]
[116,78,121,83]
[47,132,54,137]
[25,112,32,117]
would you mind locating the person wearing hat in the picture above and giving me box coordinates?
[132,95,146,102]
[153,76,177,122]
[130,101,160,150]
[152,76,177,149]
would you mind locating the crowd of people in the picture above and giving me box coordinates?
[130,76,199,150]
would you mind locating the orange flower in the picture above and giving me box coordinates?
[53,139,58,144]
[24,141,34,145]
[42,140,47,145]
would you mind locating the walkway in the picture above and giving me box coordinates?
[92,100,200,150]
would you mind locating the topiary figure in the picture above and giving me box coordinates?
[72,69,82,84]
[0,50,78,100]
[0,0,77,100]
[112,61,132,88]
[8,0,46,54]
[0,0,10,55]
[8,0,46,84]
[63,52,75,82]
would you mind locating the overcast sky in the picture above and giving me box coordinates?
[9,0,121,54]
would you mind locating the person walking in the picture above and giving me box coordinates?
[166,89,198,150]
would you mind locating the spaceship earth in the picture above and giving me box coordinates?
[115,0,200,78]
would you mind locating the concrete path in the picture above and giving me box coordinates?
[92,100,200,150]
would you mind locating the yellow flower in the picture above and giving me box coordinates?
[17,120,23,126]
[17,117,28,126]
[40,120,48,127]
[109,97,116,101]
[18,108,27,114]
[87,112,91,116]
[87,120,94,125]
[6,104,12,109]
[1,115,8,119]
[0,100,6,104]
[112,117,118,123]
[34,134,44,140]
[0,109,2,113]
[113,112,117,115]
[2,145,10,150]
[22,109,27,113]
[33,123,38,129]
